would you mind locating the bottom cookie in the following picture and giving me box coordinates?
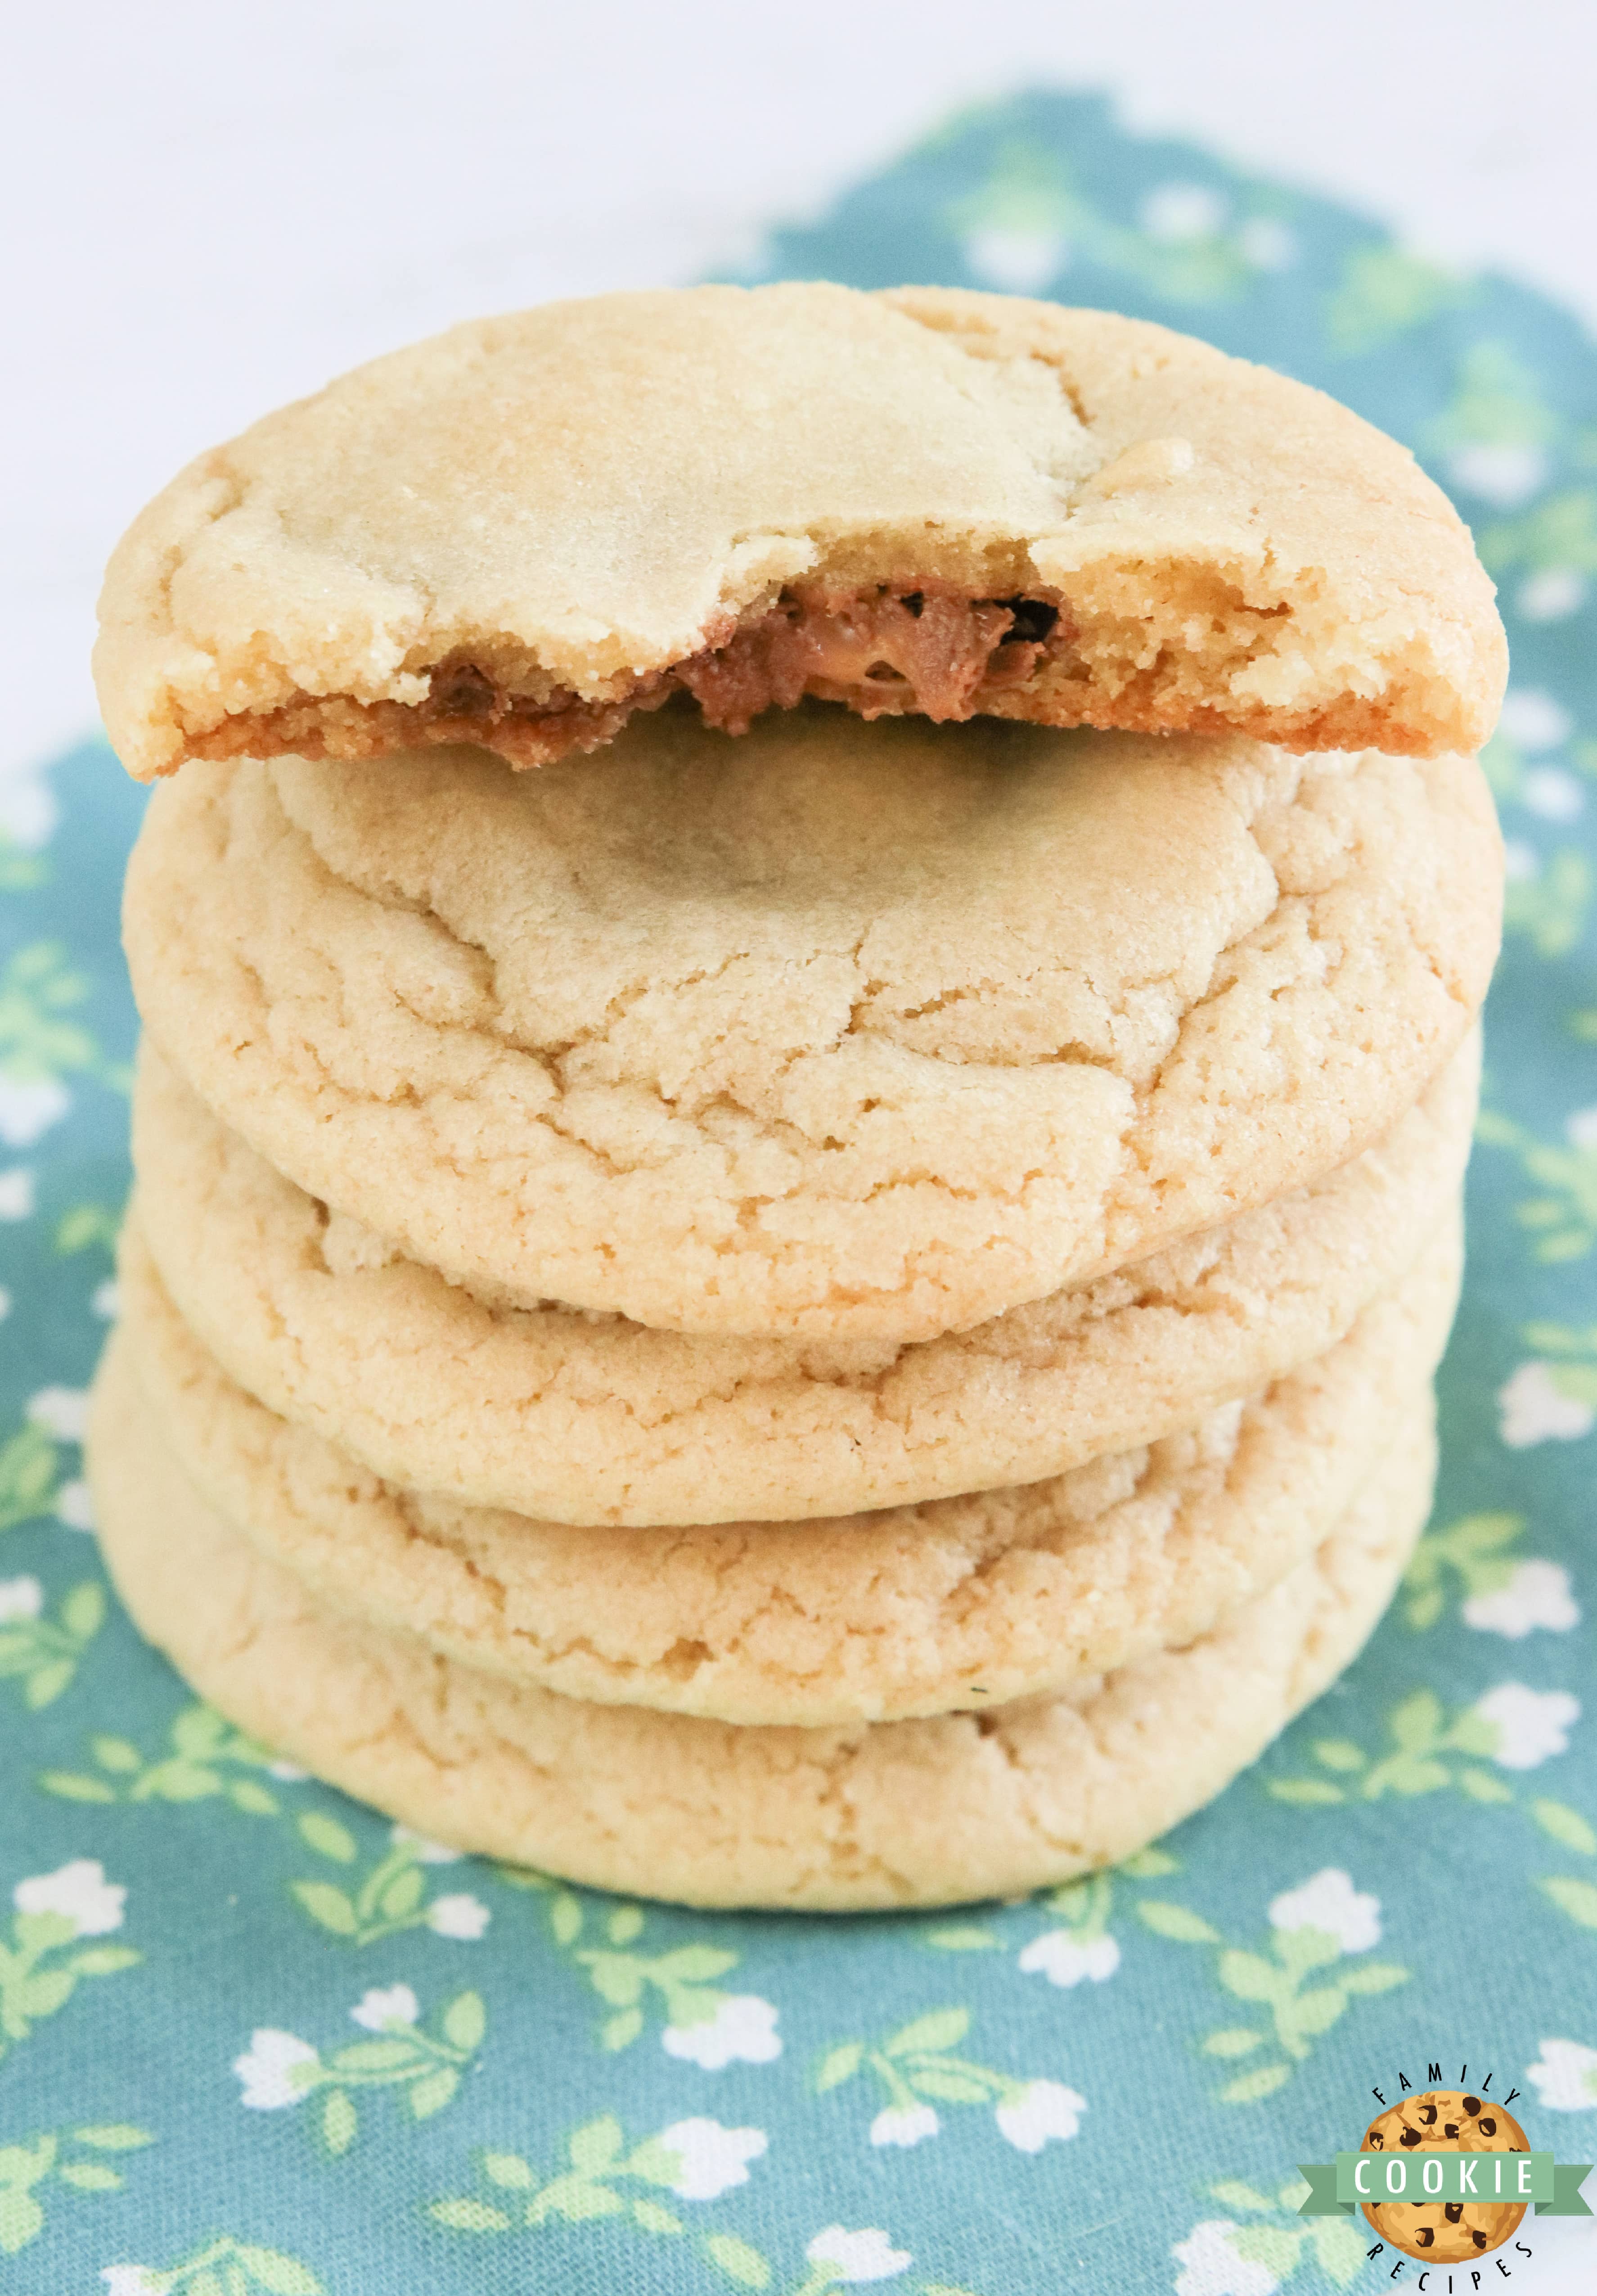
[89,1336,1436,1911]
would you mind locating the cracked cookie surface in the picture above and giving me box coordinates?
[117,1217,1456,1725]
[89,1329,1437,1909]
[123,709,1501,1340]
[130,1035,1477,1525]
[94,284,1505,780]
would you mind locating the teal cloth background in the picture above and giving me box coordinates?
[0,90,1593,2296]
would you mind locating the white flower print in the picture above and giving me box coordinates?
[1527,2039,1597,2112]
[54,1479,94,1530]
[661,1993,782,2069]
[0,767,56,852]
[425,1894,490,1939]
[1520,568,1587,622]
[1499,689,1574,752]
[99,2269,162,2296]
[1570,1107,1597,1151]
[1464,1560,1580,1637]
[1498,1362,1595,1448]
[391,1822,461,1863]
[1141,181,1226,241]
[92,1279,120,1319]
[1503,839,1539,883]
[27,1384,89,1440]
[869,2104,939,2149]
[1267,1869,1380,1952]
[0,1078,68,1148]
[0,1574,43,1622]
[1522,767,1584,821]
[1448,442,1548,508]
[1238,218,1296,271]
[1475,1683,1580,1768]
[14,1857,125,1935]
[267,1759,308,1782]
[0,1167,34,1220]
[656,2117,767,2198]
[1173,2218,1281,2296]
[350,1983,418,2032]
[1018,1929,1121,1987]
[994,2079,1086,2152]
[962,230,1066,295]
[805,2225,912,2283]
[233,2028,319,2109]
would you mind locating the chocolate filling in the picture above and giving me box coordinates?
[186,582,1073,770]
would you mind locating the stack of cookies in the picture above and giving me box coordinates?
[88,285,1506,1910]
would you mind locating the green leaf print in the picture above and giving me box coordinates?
[0,1420,60,1534]
[0,2123,153,2253]
[0,1863,140,2065]
[235,1983,485,2152]
[884,2009,970,2058]
[0,1575,103,1707]
[1401,1512,1523,1628]
[1325,245,1469,353]
[1540,1878,1597,1930]
[1269,1684,1526,1803]
[0,943,104,1088]
[1521,1322,1597,1411]
[1427,341,1560,460]
[39,1701,283,1811]
[1138,1902,1221,1945]
[295,1812,356,1863]
[947,136,1278,305]
[54,1201,123,1256]
[0,836,48,894]
[810,2002,1082,2153]
[494,1870,760,2052]
[1138,1886,1406,2101]
[41,1707,490,1944]
[429,2113,773,2282]
[966,1849,1183,1991]
[287,1835,485,1949]
[1534,1799,1597,1855]
[1179,2177,1368,2290]
[1478,1108,1597,1262]
[1502,849,1591,961]
[702,2232,772,2287]
[1480,488,1597,580]
[101,2234,325,2293]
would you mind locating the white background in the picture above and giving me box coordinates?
[1,7,1593,2274]
[4,0,1596,783]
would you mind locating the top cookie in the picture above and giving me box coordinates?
[94,284,1505,780]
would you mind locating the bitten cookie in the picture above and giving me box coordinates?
[1360,2091,1530,2262]
[94,284,1505,779]
[117,1216,1455,1724]
[123,713,1501,1339]
[90,1332,1438,1910]
[130,1035,1476,1525]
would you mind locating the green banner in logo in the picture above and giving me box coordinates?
[1298,2155,1593,2217]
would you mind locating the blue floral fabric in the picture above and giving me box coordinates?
[1,89,1594,2296]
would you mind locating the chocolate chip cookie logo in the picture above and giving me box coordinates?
[1298,2061,1591,2282]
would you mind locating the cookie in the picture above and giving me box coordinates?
[123,717,1501,1340]
[94,284,1505,781]
[131,1036,1477,1525]
[117,1212,1457,1724]
[1360,2091,1530,2261]
[89,1331,1438,1909]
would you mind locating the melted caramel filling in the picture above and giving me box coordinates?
[187,584,1071,770]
